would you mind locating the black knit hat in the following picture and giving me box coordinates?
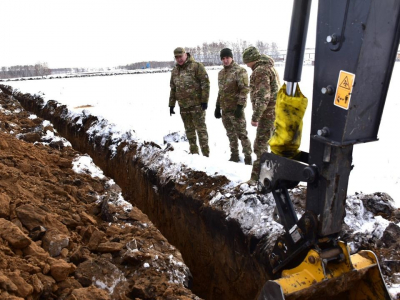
[220,48,233,59]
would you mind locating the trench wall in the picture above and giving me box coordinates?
[2,86,272,300]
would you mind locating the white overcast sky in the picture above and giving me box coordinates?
[1,0,318,69]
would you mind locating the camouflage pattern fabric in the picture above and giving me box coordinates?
[249,54,280,122]
[216,61,251,156]
[180,105,209,156]
[249,54,281,180]
[169,53,210,156]
[169,54,210,108]
[174,47,186,56]
[251,106,275,179]
[242,46,261,63]
[222,110,252,157]
[216,61,249,111]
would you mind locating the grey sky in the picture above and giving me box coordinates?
[2,0,318,68]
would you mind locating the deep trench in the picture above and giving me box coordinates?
[3,86,273,300]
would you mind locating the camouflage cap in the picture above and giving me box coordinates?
[174,47,186,56]
[242,46,260,63]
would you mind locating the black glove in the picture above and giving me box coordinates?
[214,105,222,119]
[234,105,244,118]
[201,103,208,110]
[170,106,175,116]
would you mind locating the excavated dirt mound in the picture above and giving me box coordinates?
[0,92,200,299]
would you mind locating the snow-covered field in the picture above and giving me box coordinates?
[5,62,400,206]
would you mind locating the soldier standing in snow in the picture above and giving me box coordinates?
[214,48,252,165]
[243,46,280,184]
[169,47,210,157]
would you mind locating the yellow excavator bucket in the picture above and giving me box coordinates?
[257,242,391,300]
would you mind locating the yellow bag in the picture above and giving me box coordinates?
[268,83,308,158]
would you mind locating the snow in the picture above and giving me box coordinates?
[112,192,133,212]
[40,129,72,147]
[344,195,392,253]
[4,64,400,296]
[168,141,250,185]
[3,63,400,263]
[389,281,400,299]
[72,155,134,214]
[4,64,400,286]
[72,154,105,179]
[93,270,126,295]
[208,184,285,238]
[2,62,399,300]
[6,63,399,206]
[67,137,398,293]
[167,254,187,284]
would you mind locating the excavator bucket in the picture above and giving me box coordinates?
[257,242,391,300]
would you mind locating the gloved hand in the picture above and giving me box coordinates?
[170,106,175,116]
[214,105,222,119]
[234,105,243,118]
[201,103,208,110]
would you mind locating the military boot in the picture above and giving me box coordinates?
[244,155,252,165]
[247,178,257,186]
[189,144,199,155]
[229,153,240,162]
[247,172,258,185]
[201,145,210,157]
[248,164,259,185]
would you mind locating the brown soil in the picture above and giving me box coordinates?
[0,92,200,299]
[73,105,93,109]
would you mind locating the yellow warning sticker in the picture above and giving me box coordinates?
[334,70,355,110]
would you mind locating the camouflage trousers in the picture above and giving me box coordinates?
[251,106,275,180]
[180,105,210,156]
[221,110,252,157]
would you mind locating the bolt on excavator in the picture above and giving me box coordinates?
[256,0,400,299]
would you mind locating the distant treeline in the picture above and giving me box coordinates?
[119,40,282,70]
[120,61,174,70]
[0,64,110,80]
[0,63,52,79]
[1,40,283,79]
[184,40,281,65]
[51,68,88,74]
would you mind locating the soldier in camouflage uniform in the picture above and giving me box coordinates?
[214,48,252,164]
[242,46,281,183]
[169,47,210,156]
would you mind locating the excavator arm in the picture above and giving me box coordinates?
[257,0,400,299]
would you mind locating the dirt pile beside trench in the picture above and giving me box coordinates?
[0,92,200,300]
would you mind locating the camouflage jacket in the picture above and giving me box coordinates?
[216,61,249,112]
[249,55,280,122]
[169,54,210,109]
